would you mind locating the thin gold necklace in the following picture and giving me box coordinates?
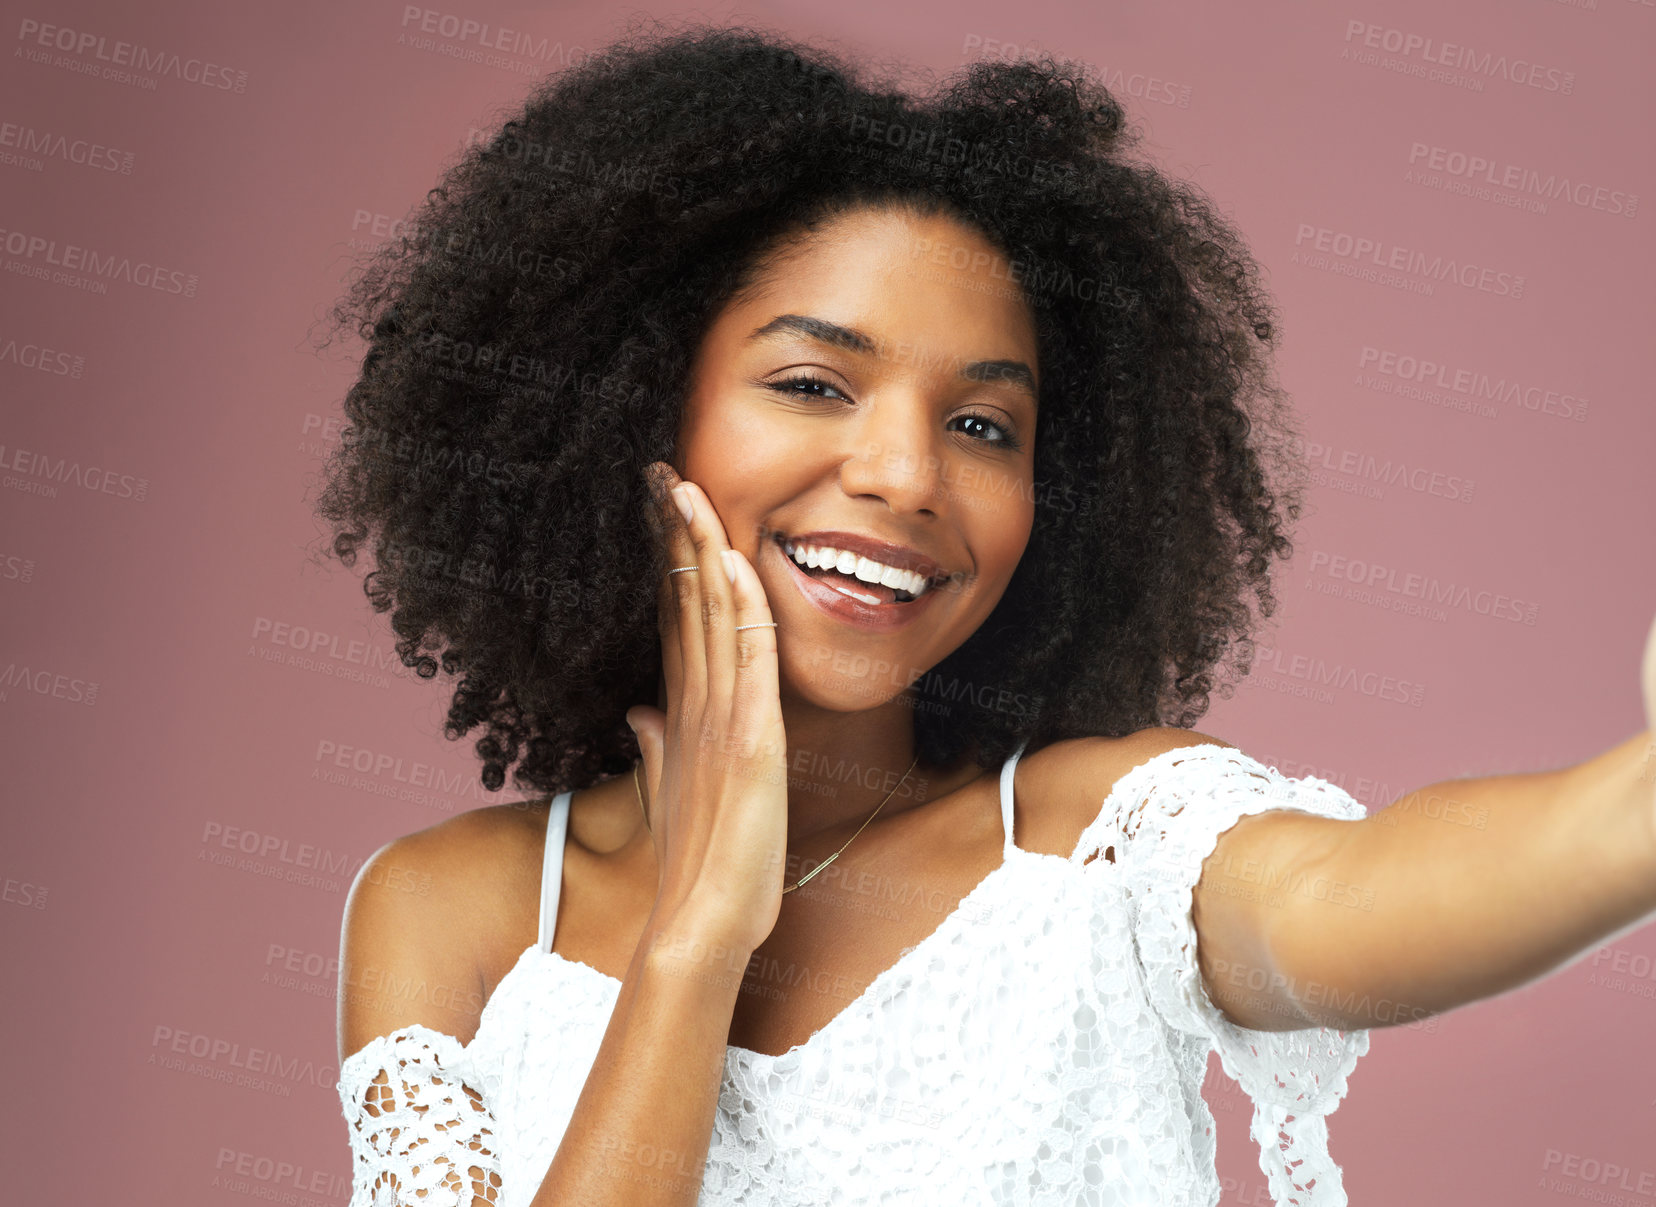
[632,754,919,894]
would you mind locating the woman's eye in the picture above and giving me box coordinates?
[951,412,1023,451]
[765,377,1024,452]
[766,374,846,401]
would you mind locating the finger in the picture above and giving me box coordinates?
[650,463,706,716]
[655,563,683,720]
[675,479,740,724]
[723,547,783,763]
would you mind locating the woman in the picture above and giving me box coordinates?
[316,20,1656,1207]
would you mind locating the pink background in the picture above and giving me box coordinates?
[3,1,1653,1202]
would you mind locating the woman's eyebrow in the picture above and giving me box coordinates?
[748,313,1038,401]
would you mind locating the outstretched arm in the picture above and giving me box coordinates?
[1252,727,1656,1030]
[1222,614,1656,1031]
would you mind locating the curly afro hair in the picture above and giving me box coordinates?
[309,16,1308,798]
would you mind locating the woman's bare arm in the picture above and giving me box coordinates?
[1204,613,1656,1031]
[338,816,517,1207]
[339,816,759,1207]
[1055,723,1655,1034]
[534,464,793,1204]
[529,912,752,1205]
[1069,615,1656,1034]
[341,461,795,1203]
[1252,727,1656,1030]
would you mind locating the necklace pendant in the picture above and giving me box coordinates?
[786,851,839,894]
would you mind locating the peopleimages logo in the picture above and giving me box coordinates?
[1539,1149,1656,1199]
[1341,20,1576,94]
[0,439,150,502]
[149,1025,336,1094]
[1293,223,1525,299]
[396,6,589,72]
[0,334,83,377]
[1251,644,1427,708]
[1357,346,1588,423]
[1306,550,1539,625]
[1406,143,1637,219]
[211,1149,350,1202]
[0,119,134,173]
[1292,436,1474,504]
[14,18,249,92]
[0,225,197,297]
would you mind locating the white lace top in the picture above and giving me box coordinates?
[337,742,1371,1206]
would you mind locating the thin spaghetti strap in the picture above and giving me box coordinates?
[998,738,1029,857]
[538,790,573,955]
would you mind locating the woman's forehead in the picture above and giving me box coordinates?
[709,207,1040,374]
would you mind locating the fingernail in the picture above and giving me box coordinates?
[672,484,695,525]
[722,549,737,584]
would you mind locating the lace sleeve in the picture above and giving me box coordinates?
[336,1024,503,1206]
[1073,745,1371,1207]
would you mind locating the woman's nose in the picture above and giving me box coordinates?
[837,418,944,518]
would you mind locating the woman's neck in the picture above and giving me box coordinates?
[778,695,981,847]
[652,672,982,847]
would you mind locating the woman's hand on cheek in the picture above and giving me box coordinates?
[627,460,790,959]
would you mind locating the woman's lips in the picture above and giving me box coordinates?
[768,536,943,633]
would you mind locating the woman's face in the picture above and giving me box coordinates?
[677,203,1040,709]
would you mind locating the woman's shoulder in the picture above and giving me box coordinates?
[353,801,554,937]
[338,800,552,1061]
[377,799,554,887]
[1012,727,1236,859]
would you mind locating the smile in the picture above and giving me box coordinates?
[776,533,946,604]
[767,531,948,632]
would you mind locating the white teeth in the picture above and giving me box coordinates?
[829,584,881,605]
[782,539,933,600]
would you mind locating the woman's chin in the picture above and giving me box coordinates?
[777,660,920,714]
